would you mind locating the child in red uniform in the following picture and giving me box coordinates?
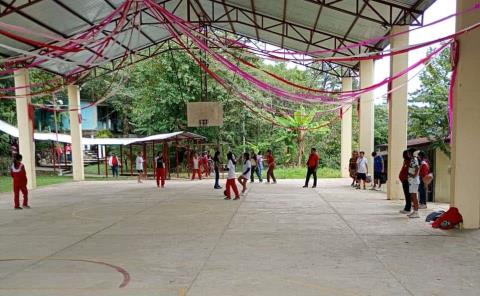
[265,149,277,184]
[155,152,166,188]
[11,154,30,210]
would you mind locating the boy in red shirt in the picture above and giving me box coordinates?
[303,148,320,188]
[265,149,277,184]
[10,154,30,210]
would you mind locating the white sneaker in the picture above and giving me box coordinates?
[399,210,410,214]
[408,211,420,218]
[419,204,427,209]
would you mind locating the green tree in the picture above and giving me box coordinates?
[409,47,451,156]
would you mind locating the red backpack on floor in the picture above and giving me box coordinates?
[432,207,463,230]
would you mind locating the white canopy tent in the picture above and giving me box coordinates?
[0,119,206,145]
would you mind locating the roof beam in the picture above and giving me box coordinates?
[280,0,287,48]
[305,0,424,26]
[201,0,381,52]
[250,0,261,40]
[0,0,46,17]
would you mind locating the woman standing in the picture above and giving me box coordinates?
[418,151,430,209]
[250,152,258,183]
[135,151,145,183]
[238,152,252,194]
[406,149,420,218]
[398,150,411,214]
[224,152,240,200]
[256,152,264,182]
[265,149,277,184]
[213,151,222,189]
[191,152,201,180]
[155,152,166,188]
[349,151,358,187]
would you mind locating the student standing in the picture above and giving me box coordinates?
[265,149,277,184]
[155,152,166,188]
[399,150,412,214]
[191,152,202,180]
[303,148,319,188]
[213,151,222,189]
[108,153,120,178]
[10,154,30,210]
[418,151,430,209]
[250,152,258,183]
[256,152,264,182]
[238,152,252,194]
[371,151,384,190]
[135,151,145,183]
[349,151,358,187]
[224,152,240,200]
[406,149,420,218]
[356,151,368,190]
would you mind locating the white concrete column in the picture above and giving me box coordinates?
[359,60,375,171]
[67,85,85,181]
[387,26,409,200]
[14,68,36,189]
[340,77,353,178]
[451,0,480,229]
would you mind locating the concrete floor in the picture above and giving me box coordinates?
[0,178,479,296]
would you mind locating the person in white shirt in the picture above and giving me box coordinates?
[191,152,201,180]
[356,151,368,190]
[224,152,240,200]
[108,153,120,178]
[237,152,252,194]
[135,151,145,183]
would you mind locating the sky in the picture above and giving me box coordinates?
[373,0,456,102]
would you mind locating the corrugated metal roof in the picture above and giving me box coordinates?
[0,0,436,77]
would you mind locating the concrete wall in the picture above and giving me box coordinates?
[434,149,450,203]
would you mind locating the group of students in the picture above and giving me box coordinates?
[348,150,385,190]
[215,149,277,200]
[399,148,432,218]
[189,152,215,180]
[347,148,432,218]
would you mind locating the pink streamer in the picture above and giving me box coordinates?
[448,40,460,140]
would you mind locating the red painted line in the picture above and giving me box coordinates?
[0,258,130,288]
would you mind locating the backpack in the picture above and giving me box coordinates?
[425,210,445,223]
[432,207,463,230]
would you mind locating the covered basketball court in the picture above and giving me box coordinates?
[2,0,479,227]
[1,0,480,294]
[1,179,480,295]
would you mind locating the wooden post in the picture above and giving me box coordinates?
[97,145,100,175]
[104,145,108,178]
[51,141,56,173]
[143,143,147,179]
[63,143,67,169]
[152,141,155,179]
[175,138,180,178]
[163,140,169,179]
[120,145,124,175]
[187,142,191,179]
[129,144,133,176]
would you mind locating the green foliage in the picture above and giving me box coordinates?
[374,104,388,148]
[96,129,114,138]
[0,174,72,193]
[409,47,451,157]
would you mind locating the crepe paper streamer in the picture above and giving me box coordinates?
[149,2,452,105]
[448,40,460,141]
